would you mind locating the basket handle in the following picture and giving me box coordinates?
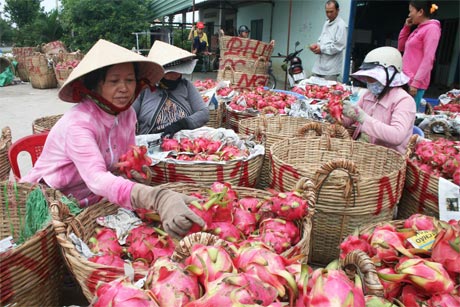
[314,158,360,205]
[1,126,12,148]
[50,199,79,237]
[253,56,267,74]
[294,177,316,217]
[341,250,384,297]
[428,120,451,136]
[405,134,419,159]
[260,106,279,115]
[297,122,323,136]
[221,65,235,84]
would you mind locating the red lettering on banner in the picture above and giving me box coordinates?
[242,40,261,59]
[237,161,256,187]
[224,37,243,56]
[376,176,397,215]
[269,160,301,191]
[405,163,419,193]
[150,165,166,184]
[167,164,196,183]
[237,74,268,88]
[221,58,246,70]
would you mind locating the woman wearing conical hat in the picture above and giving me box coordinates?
[21,39,204,238]
[133,40,209,137]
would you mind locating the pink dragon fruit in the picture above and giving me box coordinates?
[238,197,262,213]
[185,244,236,289]
[209,182,238,222]
[364,295,399,307]
[92,277,158,307]
[255,218,300,254]
[210,221,242,242]
[161,138,180,151]
[187,200,214,233]
[264,190,308,221]
[369,227,413,263]
[234,244,298,300]
[306,268,365,307]
[395,257,455,295]
[427,293,460,307]
[88,254,125,268]
[89,227,123,256]
[232,206,257,236]
[403,214,438,231]
[399,284,429,307]
[184,272,278,306]
[431,225,460,274]
[375,267,404,300]
[126,225,174,265]
[145,257,200,306]
[339,235,372,260]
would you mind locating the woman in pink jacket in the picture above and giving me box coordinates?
[340,47,416,155]
[21,39,204,238]
[398,1,441,112]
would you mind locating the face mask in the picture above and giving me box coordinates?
[367,81,385,96]
[159,76,182,90]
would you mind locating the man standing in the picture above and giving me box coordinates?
[309,0,348,81]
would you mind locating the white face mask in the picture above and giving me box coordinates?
[367,81,385,96]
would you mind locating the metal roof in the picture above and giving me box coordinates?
[150,0,193,19]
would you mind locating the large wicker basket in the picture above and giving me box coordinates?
[0,127,12,180]
[398,135,440,219]
[422,119,459,141]
[239,118,349,188]
[25,52,57,89]
[12,46,39,82]
[206,100,224,129]
[0,181,64,307]
[269,133,407,265]
[32,114,63,134]
[162,179,316,264]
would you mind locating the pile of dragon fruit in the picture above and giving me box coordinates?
[91,245,376,307]
[193,79,218,92]
[339,214,460,306]
[411,138,460,185]
[291,83,350,101]
[161,137,250,161]
[227,86,298,114]
[54,58,80,70]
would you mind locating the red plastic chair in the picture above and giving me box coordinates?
[8,132,49,179]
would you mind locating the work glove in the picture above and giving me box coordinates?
[343,100,367,124]
[130,184,205,239]
[130,165,153,186]
[161,118,189,138]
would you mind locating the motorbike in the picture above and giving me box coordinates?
[278,41,306,88]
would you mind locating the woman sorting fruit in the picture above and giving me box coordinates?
[20,39,204,238]
[339,46,416,154]
[133,41,209,137]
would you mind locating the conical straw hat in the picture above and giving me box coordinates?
[59,39,164,103]
[148,40,197,75]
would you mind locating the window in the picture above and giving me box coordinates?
[250,19,263,41]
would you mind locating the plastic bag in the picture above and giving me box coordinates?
[0,66,14,87]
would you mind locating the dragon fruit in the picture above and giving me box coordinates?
[185,244,236,289]
[161,138,180,151]
[256,218,300,254]
[263,190,308,221]
[403,214,438,231]
[431,225,460,274]
[395,257,454,295]
[145,257,200,306]
[238,197,262,213]
[232,206,257,236]
[364,295,399,307]
[88,254,125,267]
[184,272,278,306]
[339,235,372,260]
[210,221,242,242]
[427,293,460,307]
[126,225,174,265]
[399,284,429,307]
[375,267,404,300]
[92,277,158,307]
[88,227,123,256]
[369,227,413,263]
[306,268,365,307]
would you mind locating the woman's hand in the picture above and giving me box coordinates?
[405,17,413,27]
[409,86,417,97]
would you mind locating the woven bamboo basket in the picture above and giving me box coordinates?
[398,135,441,219]
[219,35,275,59]
[25,52,58,89]
[219,55,270,75]
[0,127,12,180]
[206,100,224,129]
[51,200,150,302]
[163,179,316,264]
[54,66,75,87]
[269,132,407,265]
[226,105,279,133]
[32,114,63,134]
[41,40,67,57]
[217,64,268,90]
[0,181,65,307]
[12,46,39,82]
[422,119,460,141]
[149,151,264,188]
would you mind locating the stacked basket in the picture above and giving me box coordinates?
[0,181,64,306]
[269,128,407,265]
[32,114,63,134]
[0,127,12,180]
[51,178,316,301]
[25,52,58,89]
[53,51,84,87]
[12,46,39,82]
[217,35,274,90]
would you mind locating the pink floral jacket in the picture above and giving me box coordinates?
[21,98,136,208]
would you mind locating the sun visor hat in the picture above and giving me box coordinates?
[351,65,409,87]
[58,39,164,103]
[148,40,197,75]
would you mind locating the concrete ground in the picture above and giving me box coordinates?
[0,71,216,307]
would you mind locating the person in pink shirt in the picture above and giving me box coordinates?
[398,1,441,112]
[21,39,204,239]
[338,47,416,155]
